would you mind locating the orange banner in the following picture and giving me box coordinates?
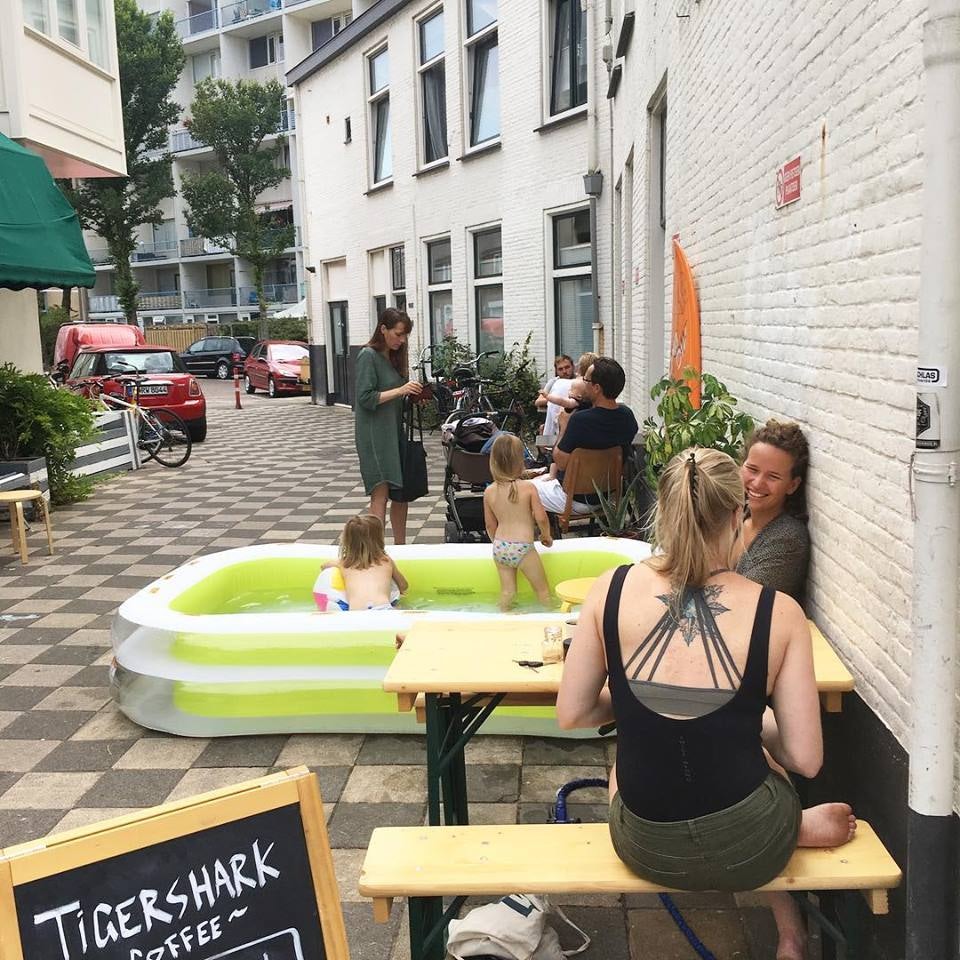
[670,237,701,407]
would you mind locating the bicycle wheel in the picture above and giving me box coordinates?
[139,408,192,467]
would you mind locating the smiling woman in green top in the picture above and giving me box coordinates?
[354,309,422,544]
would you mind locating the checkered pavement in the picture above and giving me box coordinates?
[0,385,780,959]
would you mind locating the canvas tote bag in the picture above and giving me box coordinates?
[395,399,429,502]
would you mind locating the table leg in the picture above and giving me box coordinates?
[424,693,443,827]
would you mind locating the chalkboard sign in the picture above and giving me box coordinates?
[0,768,347,960]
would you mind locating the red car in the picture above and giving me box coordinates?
[243,340,309,398]
[67,346,208,442]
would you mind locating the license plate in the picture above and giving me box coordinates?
[140,384,169,395]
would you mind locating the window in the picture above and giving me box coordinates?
[85,0,106,66]
[22,0,50,32]
[552,209,593,359]
[311,11,352,49]
[417,8,447,165]
[391,245,406,308]
[367,47,391,183]
[192,51,221,83]
[426,237,453,345]
[549,0,587,115]
[57,0,78,44]
[249,33,283,69]
[464,0,499,147]
[473,227,502,356]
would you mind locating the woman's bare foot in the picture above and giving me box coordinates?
[798,803,857,848]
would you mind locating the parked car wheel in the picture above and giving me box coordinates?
[244,375,256,395]
[215,359,230,380]
[188,417,208,442]
[267,376,277,398]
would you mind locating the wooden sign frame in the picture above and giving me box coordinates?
[0,766,348,960]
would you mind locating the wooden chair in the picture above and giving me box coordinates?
[0,489,54,565]
[550,446,623,535]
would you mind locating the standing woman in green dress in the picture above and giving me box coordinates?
[354,309,422,544]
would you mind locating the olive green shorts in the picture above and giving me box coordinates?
[609,771,801,892]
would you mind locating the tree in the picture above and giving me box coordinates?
[65,0,184,324]
[180,78,294,338]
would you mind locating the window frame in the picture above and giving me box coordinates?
[549,205,594,360]
[249,31,283,69]
[390,244,406,308]
[546,0,588,119]
[470,224,503,357]
[22,0,109,68]
[416,5,448,169]
[425,236,453,347]
[366,43,392,186]
[462,1,499,150]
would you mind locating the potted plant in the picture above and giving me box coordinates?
[0,363,97,505]
[642,369,754,491]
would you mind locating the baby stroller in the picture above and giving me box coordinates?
[442,414,496,543]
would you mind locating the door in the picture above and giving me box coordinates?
[328,301,349,404]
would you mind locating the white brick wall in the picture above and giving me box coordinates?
[295,0,611,372]
[610,0,932,795]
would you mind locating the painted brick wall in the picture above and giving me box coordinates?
[295,0,612,373]
[610,0,932,796]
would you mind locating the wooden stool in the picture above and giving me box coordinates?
[0,490,53,564]
[555,576,597,612]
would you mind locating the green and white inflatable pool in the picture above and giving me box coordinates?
[111,538,651,736]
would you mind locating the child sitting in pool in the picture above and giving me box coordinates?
[322,514,408,611]
[483,434,553,611]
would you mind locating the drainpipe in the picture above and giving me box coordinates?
[583,0,602,353]
[907,3,960,958]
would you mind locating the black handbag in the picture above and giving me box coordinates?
[395,400,429,503]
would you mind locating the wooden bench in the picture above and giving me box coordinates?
[359,822,901,960]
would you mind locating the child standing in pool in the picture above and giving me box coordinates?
[322,514,408,610]
[483,434,553,611]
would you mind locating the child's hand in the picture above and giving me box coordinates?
[541,533,553,548]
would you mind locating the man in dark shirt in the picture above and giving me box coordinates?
[532,357,638,515]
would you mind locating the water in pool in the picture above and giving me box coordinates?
[218,588,556,615]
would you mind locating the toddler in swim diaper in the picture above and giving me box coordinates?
[320,514,408,611]
[482,434,553,611]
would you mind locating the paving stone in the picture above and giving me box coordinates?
[71,706,145,740]
[331,848,367,903]
[0,645,48,665]
[164,767,268,802]
[34,739,135,772]
[195,735,288,767]
[0,771,101,809]
[276,734,363,767]
[464,735,523,764]
[520,764,609,802]
[308,765,352,803]
[29,645,101,665]
[79,768,185,807]
[0,686,54,711]
[33,686,111,712]
[0,808,67,845]
[356,734,427,765]
[340,901,403,960]
[3,663,83,686]
[523,736,609,765]
[340,765,430,804]
[466,763,521,802]
[114,738,210,769]
[466,802,518,824]
[627,906,752,959]
[518,801,608,824]
[64,665,112,686]
[1,710,96,740]
[326,802,425,848]
[53,807,142,832]
[0,739,58,771]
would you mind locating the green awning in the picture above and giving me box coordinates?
[0,133,95,290]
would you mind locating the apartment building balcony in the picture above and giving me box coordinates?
[221,0,281,29]
[170,127,207,154]
[174,8,219,37]
[183,287,238,308]
[180,237,232,257]
[132,240,179,262]
[238,283,298,305]
[90,291,183,313]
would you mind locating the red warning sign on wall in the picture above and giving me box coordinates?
[775,156,801,209]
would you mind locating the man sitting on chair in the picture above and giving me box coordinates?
[531,357,638,516]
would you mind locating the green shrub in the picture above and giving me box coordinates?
[38,307,73,369]
[642,369,755,491]
[0,363,98,505]
[220,318,308,341]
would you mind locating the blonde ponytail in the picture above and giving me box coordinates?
[648,447,743,597]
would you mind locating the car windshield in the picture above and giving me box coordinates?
[104,351,182,374]
[270,344,308,362]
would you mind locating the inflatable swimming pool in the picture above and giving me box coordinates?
[111,538,651,736]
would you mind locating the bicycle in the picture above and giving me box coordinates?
[84,367,193,468]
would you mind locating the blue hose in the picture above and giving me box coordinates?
[552,778,718,960]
